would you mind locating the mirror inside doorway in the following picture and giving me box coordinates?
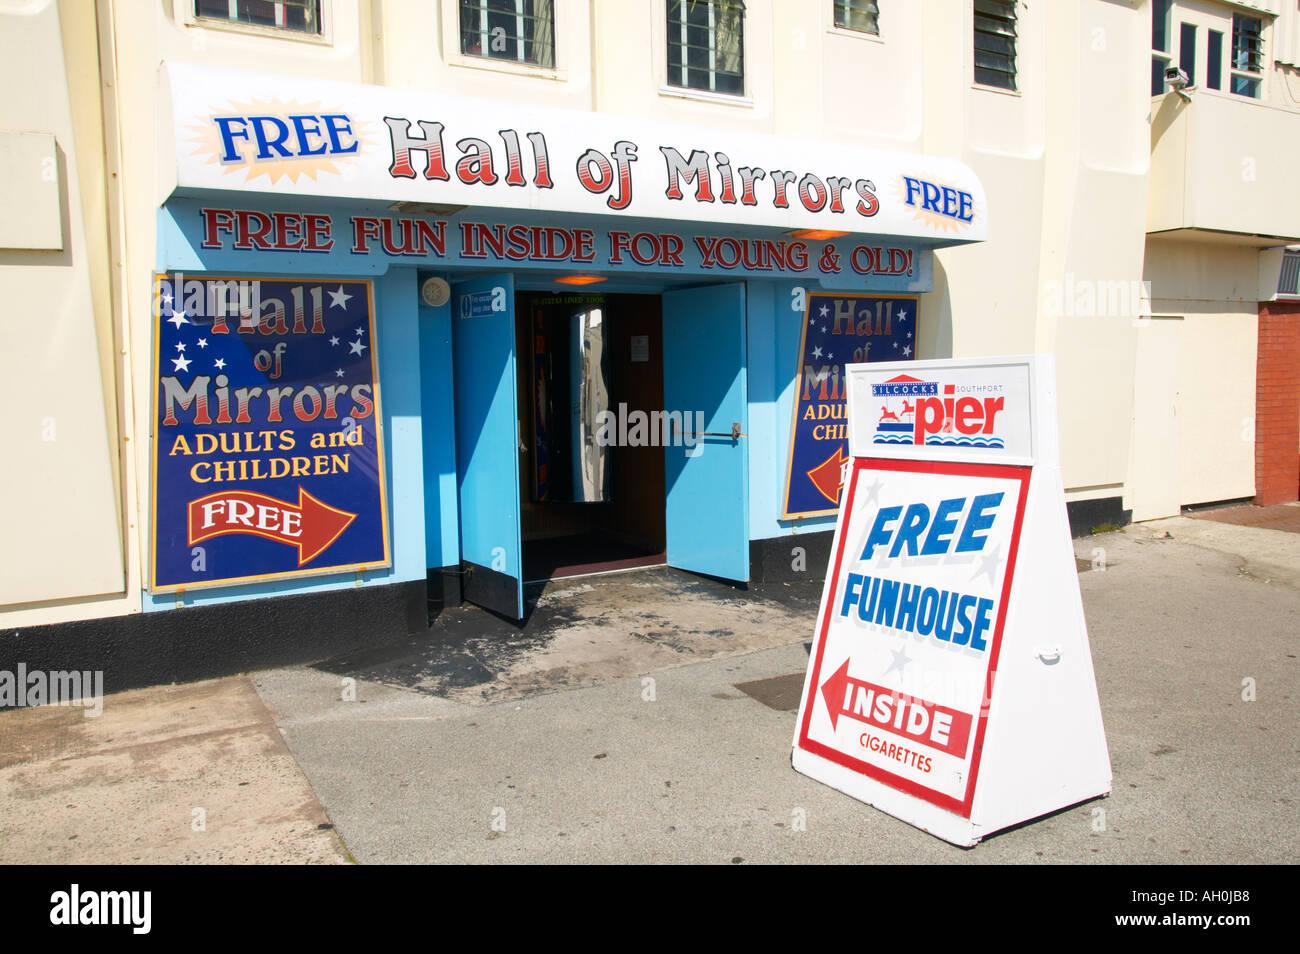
[517,291,667,581]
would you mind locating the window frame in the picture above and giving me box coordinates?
[183,0,331,44]
[972,0,1019,93]
[456,0,557,71]
[1151,2,1271,101]
[1229,12,1264,99]
[1151,0,1173,95]
[439,0,567,80]
[1277,250,1300,298]
[832,0,880,38]
[664,0,748,99]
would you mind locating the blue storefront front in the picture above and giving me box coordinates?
[140,60,985,643]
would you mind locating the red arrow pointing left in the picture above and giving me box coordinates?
[188,487,356,566]
[819,659,973,758]
[806,447,848,505]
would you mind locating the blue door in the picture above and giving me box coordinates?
[451,274,524,619]
[662,283,750,582]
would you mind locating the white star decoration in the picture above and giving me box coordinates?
[175,342,185,352]
[354,325,365,337]
[897,310,908,322]
[860,476,884,507]
[349,339,367,356]
[214,358,226,370]
[973,544,1003,586]
[329,336,340,347]
[335,369,344,378]
[812,345,824,360]
[196,338,208,349]
[903,345,912,356]
[328,286,353,309]
[884,645,911,678]
[166,309,189,329]
[819,305,829,318]
[171,355,191,372]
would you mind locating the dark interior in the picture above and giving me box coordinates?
[516,291,666,580]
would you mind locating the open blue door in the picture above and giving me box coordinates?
[451,274,524,619]
[662,283,750,582]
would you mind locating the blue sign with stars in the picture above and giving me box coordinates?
[781,293,917,519]
[149,274,390,592]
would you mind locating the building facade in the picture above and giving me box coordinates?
[3,0,1298,687]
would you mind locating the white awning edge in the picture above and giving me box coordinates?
[159,61,988,248]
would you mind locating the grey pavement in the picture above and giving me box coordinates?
[249,517,1300,864]
[0,676,348,864]
[3,515,1294,864]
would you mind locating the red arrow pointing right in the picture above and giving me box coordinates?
[188,487,356,566]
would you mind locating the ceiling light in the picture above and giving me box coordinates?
[554,275,607,285]
[387,202,468,216]
[788,229,851,240]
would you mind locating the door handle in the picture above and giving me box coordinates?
[672,422,746,439]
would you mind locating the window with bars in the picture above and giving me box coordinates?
[834,0,879,36]
[1207,28,1223,90]
[973,0,1017,91]
[459,0,555,68]
[1151,0,1172,94]
[1230,13,1262,98]
[667,0,745,96]
[194,0,321,34]
[1279,252,1300,297]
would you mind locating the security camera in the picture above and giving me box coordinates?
[1164,66,1195,100]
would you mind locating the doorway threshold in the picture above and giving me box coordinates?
[524,553,667,585]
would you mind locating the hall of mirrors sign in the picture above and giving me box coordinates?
[782,293,917,519]
[150,274,390,592]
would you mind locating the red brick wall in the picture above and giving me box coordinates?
[1255,303,1300,506]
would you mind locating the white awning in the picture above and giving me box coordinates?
[159,61,986,249]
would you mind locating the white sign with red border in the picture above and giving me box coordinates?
[792,355,1111,846]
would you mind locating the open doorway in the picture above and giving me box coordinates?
[516,291,666,581]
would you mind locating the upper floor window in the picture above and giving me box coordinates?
[1152,3,1266,99]
[1231,13,1263,98]
[667,0,745,96]
[459,0,555,68]
[1279,250,1300,297]
[973,0,1017,91]
[194,0,321,34]
[1151,0,1172,94]
[834,0,879,36]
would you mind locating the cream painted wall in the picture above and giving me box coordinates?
[1138,237,1260,514]
[0,1,124,611]
[923,1,1149,506]
[1149,89,1300,240]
